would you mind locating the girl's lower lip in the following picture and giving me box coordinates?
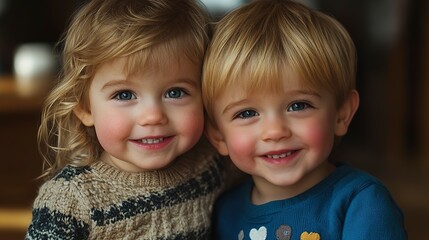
[131,136,174,150]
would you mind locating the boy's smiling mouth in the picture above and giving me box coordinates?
[260,149,299,165]
[266,151,294,159]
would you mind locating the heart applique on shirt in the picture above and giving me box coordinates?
[300,231,320,240]
[249,226,267,240]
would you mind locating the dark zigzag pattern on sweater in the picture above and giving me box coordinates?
[42,155,224,230]
[91,158,223,226]
[54,165,92,181]
[27,207,209,240]
[26,207,90,240]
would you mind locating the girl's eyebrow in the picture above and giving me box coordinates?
[174,77,200,88]
[101,77,199,91]
[101,78,128,91]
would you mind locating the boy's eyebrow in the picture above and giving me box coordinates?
[222,99,249,114]
[293,89,322,98]
[222,89,322,114]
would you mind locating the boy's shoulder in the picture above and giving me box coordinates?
[331,164,387,193]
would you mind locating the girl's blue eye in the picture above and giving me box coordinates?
[288,102,310,112]
[236,110,258,119]
[114,91,135,101]
[165,88,186,99]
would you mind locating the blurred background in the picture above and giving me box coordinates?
[0,0,428,239]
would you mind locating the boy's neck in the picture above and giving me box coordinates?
[250,162,335,205]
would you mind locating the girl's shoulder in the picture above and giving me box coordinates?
[35,165,95,204]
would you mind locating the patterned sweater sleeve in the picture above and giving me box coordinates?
[26,175,91,240]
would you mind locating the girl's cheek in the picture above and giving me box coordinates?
[94,116,131,150]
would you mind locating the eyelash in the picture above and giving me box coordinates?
[287,101,312,112]
[233,109,259,120]
[112,87,189,101]
[113,90,136,101]
[164,87,189,99]
[232,101,313,120]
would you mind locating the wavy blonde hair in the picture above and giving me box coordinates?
[202,0,356,126]
[38,0,211,179]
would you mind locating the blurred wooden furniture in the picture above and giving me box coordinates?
[0,76,45,238]
[0,76,46,113]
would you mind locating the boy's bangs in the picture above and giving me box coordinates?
[229,56,284,97]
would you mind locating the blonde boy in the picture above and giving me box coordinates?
[202,0,407,239]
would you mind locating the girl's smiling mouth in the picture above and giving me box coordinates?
[140,137,165,144]
[131,136,174,149]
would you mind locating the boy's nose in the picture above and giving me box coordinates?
[261,116,291,141]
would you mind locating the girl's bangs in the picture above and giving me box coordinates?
[124,34,202,77]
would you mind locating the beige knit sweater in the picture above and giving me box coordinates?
[26,142,226,240]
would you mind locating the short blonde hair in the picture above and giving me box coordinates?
[38,0,210,179]
[203,0,356,124]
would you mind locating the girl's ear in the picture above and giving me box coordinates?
[73,104,94,127]
[205,123,229,156]
[335,90,359,136]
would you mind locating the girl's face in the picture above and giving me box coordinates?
[207,68,357,203]
[77,57,204,172]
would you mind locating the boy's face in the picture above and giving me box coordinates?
[76,57,204,172]
[207,69,358,199]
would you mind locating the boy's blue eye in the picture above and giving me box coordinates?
[288,102,310,112]
[114,91,135,100]
[236,110,259,119]
[165,88,186,99]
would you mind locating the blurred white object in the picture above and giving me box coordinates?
[13,43,56,96]
[201,0,245,15]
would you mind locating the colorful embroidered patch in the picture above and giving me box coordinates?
[275,225,292,240]
[249,226,267,240]
[300,231,320,240]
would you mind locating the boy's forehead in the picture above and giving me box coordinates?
[225,66,311,94]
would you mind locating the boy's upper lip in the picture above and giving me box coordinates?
[261,148,298,156]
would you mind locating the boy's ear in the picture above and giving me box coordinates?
[205,123,229,156]
[335,90,359,136]
[73,104,94,127]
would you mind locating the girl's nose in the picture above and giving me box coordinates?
[137,101,168,126]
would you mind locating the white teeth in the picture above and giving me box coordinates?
[266,151,293,159]
[141,138,164,144]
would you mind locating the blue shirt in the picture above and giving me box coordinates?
[213,165,407,240]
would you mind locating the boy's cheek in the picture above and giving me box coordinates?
[296,121,334,154]
[226,132,255,158]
